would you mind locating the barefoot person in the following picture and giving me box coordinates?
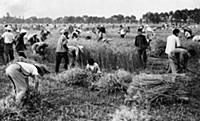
[5,58,49,103]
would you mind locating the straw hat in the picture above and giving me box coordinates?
[20,29,27,34]
[5,26,12,31]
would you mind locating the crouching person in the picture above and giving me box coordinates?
[169,47,196,74]
[32,42,48,59]
[86,58,101,73]
[5,59,49,104]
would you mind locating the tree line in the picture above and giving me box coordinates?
[142,8,200,24]
[0,8,200,24]
[0,13,137,24]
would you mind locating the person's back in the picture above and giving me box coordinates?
[165,34,180,55]
[56,34,67,53]
[135,34,148,49]
[15,34,26,52]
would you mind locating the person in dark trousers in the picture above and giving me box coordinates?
[2,26,15,63]
[169,47,196,74]
[15,29,27,58]
[55,30,69,73]
[135,28,149,69]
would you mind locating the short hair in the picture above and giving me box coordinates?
[138,28,143,32]
[88,58,95,65]
[173,29,180,35]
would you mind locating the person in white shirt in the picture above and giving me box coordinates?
[5,58,49,103]
[86,58,101,73]
[2,26,15,63]
[165,29,181,73]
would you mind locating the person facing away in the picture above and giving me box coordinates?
[5,57,49,103]
[165,29,181,73]
[55,29,69,73]
[86,58,101,73]
[169,47,196,74]
[1,26,15,63]
[15,29,27,58]
[135,28,149,69]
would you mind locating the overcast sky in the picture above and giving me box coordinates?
[0,0,199,19]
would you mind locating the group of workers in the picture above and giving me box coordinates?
[1,24,198,106]
[135,26,196,74]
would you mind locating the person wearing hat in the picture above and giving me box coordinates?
[135,28,149,69]
[55,29,69,73]
[5,58,49,103]
[15,29,27,58]
[1,26,15,63]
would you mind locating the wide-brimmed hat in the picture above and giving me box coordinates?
[20,29,27,34]
[5,26,12,31]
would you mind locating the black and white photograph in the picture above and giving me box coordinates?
[0,0,200,120]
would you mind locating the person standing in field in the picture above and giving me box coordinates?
[165,29,181,73]
[5,57,49,103]
[135,28,149,69]
[169,47,196,74]
[1,26,15,63]
[55,29,69,73]
[15,29,27,58]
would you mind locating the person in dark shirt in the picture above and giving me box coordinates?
[15,29,27,58]
[135,28,149,68]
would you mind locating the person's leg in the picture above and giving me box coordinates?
[179,53,189,73]
[4,45,9,63]
[55,52,62,73]
[142,49,147,69]
[169,53,179,74]
[9,47,14,61]
[137,49,143,67]
[63,52,69,70]
[166,55,172,73]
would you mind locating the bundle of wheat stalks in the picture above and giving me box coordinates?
[47,68,91,87]
[92,69,132,93]
[126,73,200,106]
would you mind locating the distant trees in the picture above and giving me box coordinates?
[1,8,200,24]
[0,13,137,24]
[142,8,200,24]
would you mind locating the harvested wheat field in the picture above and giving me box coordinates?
[0,24,200,121]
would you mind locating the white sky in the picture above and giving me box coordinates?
[0,0,199,19]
